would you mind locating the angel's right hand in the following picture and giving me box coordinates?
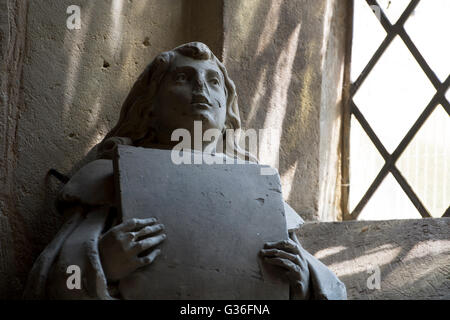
[98,218,166,282]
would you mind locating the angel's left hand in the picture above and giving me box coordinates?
[260,233,310,299]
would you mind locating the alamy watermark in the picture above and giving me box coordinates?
[170,121,279,176]
[366,264,381,290]
[66,265,81,290]
[370,5,382,21]
[66,5,81,30]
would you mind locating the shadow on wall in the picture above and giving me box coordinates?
[7,0,195,299]
[223,0,347,221]
[60,0,191,160]
[297,219,450,299]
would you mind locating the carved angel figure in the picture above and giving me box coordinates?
[24,42,346,300]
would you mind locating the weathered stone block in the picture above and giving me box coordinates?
[297,218,450,299]
[114,145,289,299]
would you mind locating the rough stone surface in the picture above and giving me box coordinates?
[0,0,29,299]
[317,0,348,222]
[115,146,289,299]
[296,218,450,299]
[223,0,349,221]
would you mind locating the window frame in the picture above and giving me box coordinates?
[341,0,450,220]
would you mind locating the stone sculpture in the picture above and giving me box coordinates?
[24,42,346,300]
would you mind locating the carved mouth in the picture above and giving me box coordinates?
[191,94,212,108]
[191,102,212,109]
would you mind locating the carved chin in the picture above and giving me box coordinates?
[190,111,217,127]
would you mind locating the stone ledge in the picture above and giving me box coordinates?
[296,218,450,299]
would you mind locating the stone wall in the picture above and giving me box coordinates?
[223,0,349,221]
[0,0,29,299]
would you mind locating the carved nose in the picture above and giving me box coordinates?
[193,78,206,91]
[192,78,210,98]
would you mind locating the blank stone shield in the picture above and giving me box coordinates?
[114,145,289,299]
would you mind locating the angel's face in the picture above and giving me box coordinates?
[152,55,228,146]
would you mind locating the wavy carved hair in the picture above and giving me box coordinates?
[97,42,256,162]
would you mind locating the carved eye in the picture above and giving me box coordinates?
[210,78,220,86]
[175,73,187,82]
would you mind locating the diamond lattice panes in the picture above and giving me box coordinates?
[358,173,422,221]
[377,0,411,25]
[349,115,385,213]
[397,105,450,217]
[350,0,387,82]
[404,0,450,82]
[353,36,436,153]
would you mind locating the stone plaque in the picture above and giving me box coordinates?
[114,145,289,299]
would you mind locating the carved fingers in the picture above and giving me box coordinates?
[260,249,304,269]
[137,248,162,267]
[263,239,301,255]
[121,219,166,268]
[131,233,167,255]
[130,223,166,269]
[132,223,165,240]
[260,238,311,299]
[99,217,166,281]
[260,249,308,281]
[117,217,158,232]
